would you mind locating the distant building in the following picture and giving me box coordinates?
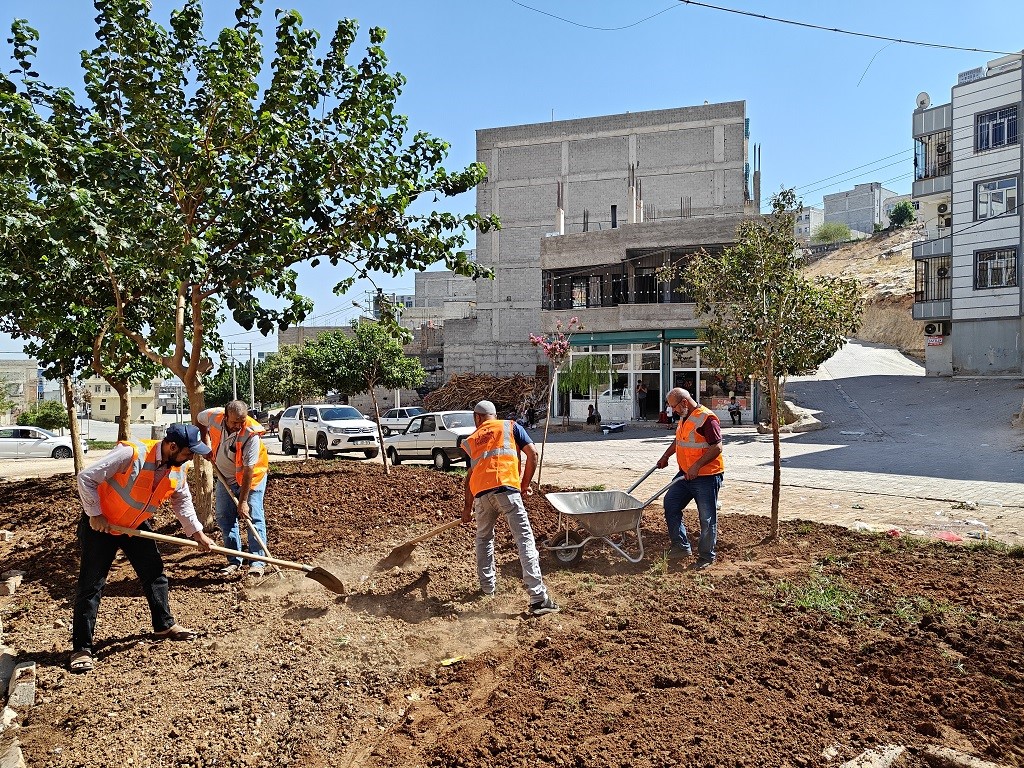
[793,206,824,243]
[0,358,39,422]
[911,53,1023,376]
[882,193,914,222]
[824,182,899,235]
[82,376,165,424]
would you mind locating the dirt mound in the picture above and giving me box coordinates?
[3,461,1023,767]
[803,227,925,357]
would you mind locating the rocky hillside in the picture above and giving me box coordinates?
[802,225,925,359]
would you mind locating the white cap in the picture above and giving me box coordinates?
[473,400,497,415]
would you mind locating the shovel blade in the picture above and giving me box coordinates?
[304,566,348,595]
[372,542,417,572]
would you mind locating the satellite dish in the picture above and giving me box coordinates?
[916,92,931,109]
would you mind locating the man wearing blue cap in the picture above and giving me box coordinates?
[69,424,215,673]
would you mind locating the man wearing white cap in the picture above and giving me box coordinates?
[461,400,560,616]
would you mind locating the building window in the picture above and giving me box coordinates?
[976,176,1018,220]
[974,247,1017,289]
[99,404,106,411]
[104,385,111,393]
[976,106,1018,152]
[914,257,952,302]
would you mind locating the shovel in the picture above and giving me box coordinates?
[373,518,463,571]
[110,525,347,595]
[213,468,283,579]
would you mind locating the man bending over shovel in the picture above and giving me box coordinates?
[70,424,215,673]
[462,400,560,616]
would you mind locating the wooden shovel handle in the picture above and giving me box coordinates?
[110,524,313,574]
[407,518,463,545]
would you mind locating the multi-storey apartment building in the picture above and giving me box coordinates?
[445,101,758,420]
[912,53,1022,376]
[794,206,824,243]
[824,182,899,236]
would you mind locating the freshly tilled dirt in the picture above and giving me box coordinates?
[2,460,1022,767]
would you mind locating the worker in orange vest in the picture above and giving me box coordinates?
[198,401,270,578]
[656,387,725,570]
[462,400,560,616]
[70,424,215,673]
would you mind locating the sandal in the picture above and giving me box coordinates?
[69,650,94,673]
[153,624,196,641]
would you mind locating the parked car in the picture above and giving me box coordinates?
[0,426,88,459]
[278,404,380,459]
[382,410,476,470]
[377,407,425,436]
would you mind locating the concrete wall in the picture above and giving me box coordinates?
[0,359,40,416]
[824,183,898,234]
[449,102,750,376]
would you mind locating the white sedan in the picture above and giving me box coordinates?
[378,406,425,436]
[383,411,476,470]
[0,426,88,459]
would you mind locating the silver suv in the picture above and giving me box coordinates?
[278,404,380,459]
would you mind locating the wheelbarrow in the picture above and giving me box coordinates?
[541,465,681,566]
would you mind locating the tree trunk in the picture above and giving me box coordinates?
[535,377,557,487]
[186,383,216,529]
[62,376,84,475]
[111,380,132,441]
[368,388,389,475]
[768,371,782,541]
[299,399,310,460]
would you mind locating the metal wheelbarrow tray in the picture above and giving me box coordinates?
[542,466,680,566]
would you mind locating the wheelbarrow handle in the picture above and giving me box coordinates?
[626,464,661,494]
[640,474,688,508]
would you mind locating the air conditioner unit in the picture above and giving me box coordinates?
[935,142,948,154]
[924,321,949,336]
[936,266,950,278]
[937,203,949,215]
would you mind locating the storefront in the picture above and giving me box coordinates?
[553,330,755,424]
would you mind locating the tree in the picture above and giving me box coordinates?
[1,2,497,515]
[257,346,322,409]
[557,354,613,428]
[529,317,583,485]
[18,399,69,432]
[298,323,424,474]
[686,189,863,541]
[811,221,851,244]
[888,200,916,229]
[0,375,15,419]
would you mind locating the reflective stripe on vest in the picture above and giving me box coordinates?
[466,420,521,496]
[97,439,186,531]
[674,405,725,476]
[207,411,269,487]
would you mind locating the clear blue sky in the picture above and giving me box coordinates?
[0,0,1015,359]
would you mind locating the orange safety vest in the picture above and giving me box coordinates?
[675,405,725,476]
[465,420,521,497]
[97,439,188,531]
[206,411,269,488]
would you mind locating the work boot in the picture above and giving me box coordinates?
[666,544,692,560]
[529,596,561,616]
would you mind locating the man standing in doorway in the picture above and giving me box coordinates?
[656,387,725,570]
[462,400,560,616]
[198,400,270,578]
[636,380,648,420]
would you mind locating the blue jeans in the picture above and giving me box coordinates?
[215,476,268,566]
[473,490,547,602]
[662,472,723,562]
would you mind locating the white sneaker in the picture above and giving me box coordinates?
[248,564,266,578]
[219,564,241,576]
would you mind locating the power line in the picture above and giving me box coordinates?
[676,1,1020,56]
[508,0,682,32]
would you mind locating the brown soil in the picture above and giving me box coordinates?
[3,461,1023,767]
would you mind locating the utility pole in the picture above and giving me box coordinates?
[231,354,238,400]
[248,343,255,408]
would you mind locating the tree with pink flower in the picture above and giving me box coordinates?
[529,317,583,485]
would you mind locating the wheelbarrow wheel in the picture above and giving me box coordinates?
[547,529,585,567]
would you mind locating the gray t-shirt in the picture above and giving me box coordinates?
[198,409,262,481]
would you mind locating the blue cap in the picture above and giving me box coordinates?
[165,423,211,456]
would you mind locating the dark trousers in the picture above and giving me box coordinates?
[72,514,175,652]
